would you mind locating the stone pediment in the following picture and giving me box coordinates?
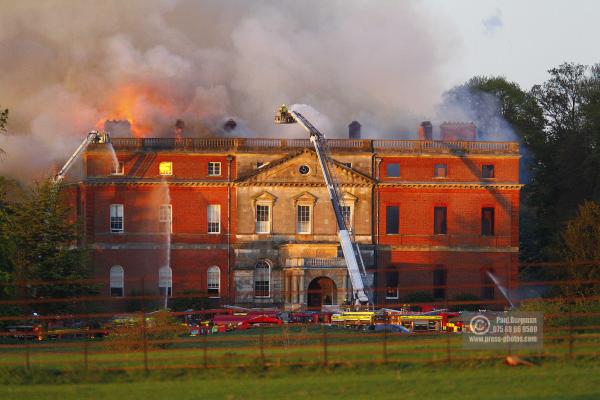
[236,148,373,186]
[252,191,277,204]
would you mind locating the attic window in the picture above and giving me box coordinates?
[299,165,310,175]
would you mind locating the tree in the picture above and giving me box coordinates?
[0,106,7,156]
[562,200,600,296]
[5,179,92,312]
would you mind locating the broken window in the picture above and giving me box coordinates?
[385,269,399,299]
[434,163,447,178]
[434,207,447,234]
[433,265,447,299]
[386,206,399,234]
[482,164,495,178]
[481,207,495,236]
[386,163,400,177]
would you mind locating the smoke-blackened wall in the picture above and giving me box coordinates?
[0,0,460,180]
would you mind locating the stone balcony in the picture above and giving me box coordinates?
[285,257,346,269]
[92,137,520,155]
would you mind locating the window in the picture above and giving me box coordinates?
[481,270,495,300]
[386,163,400,177]
[254,261,270,298]
[208,204,221,234]
[111,161,124,175]
[433,266,447,299]
[256,204,271,234]
[207,266,220,297]
[297,204,311,234]
[482,164,495,178]
[386,206,399,234]
[159,204,172,233]
[341,205,352,230]
[481,207,495,236]
[434,163,447,178]
[342,162,352,169]
[434,207,447,234]
[110,204,124,233]
[159,161,173,176]
[159,266,172,296]
[109,265,124,297]
[298,165,310,175]
[385,269,399,299]
[208,162,221,176]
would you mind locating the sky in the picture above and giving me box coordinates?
[425,0,600,90]
[0,0,599,180]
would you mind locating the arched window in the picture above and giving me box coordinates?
[207,266,220,297]
[159,266,172,296]
[254,260,271,298]
[110,265,124,297]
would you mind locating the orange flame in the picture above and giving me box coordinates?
[98,84,176,137]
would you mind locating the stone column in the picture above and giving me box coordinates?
[299,272,305,305]
[291,273,298,305]
[284,271,289,304]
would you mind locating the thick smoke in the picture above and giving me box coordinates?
[0,0,460,180]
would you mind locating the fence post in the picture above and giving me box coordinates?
[568,292,574,360]
[382,326,388,364]
[25,342,30,371]
[142,312,149,373]
[203,331,208,368]
[322,325,328,368]
[83,340,89,371]
[260,325,266,368]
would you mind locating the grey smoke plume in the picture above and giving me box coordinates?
[0,0,460,180]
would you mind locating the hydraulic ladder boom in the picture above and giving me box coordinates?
[54,131,110,183]
[275,105,369,304]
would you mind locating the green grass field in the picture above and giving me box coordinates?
[1,325,599,399]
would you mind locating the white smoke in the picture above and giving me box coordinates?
[0,0,460,180]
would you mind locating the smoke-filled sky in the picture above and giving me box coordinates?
[0,0,597,180]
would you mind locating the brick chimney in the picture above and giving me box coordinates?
[349,121,361,139]
[104,120,131,136]
[440,122,476,141]
[417,121,433,140]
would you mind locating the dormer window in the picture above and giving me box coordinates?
[159,162,173,176]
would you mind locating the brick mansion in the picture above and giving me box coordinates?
[70,121,521,310]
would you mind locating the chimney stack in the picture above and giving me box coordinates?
[440,122,476,141]
[348,121,361,139]
[104,120,131,137]
[418,121,433,140]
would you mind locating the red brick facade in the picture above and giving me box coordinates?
[70,137,521,309]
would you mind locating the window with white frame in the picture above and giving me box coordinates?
[208,162,221,176]
[159,161,173,176]
[256,204,271,234]
[111,161,124,175]
[341,204,352,230]
[110,204,124,233]
[254,260,270,298]
[159,204,172,233]
[109,265,124,297]
[159,266,172,296]
[207,266,220,297]
[297,204,311,234]
[207,204,221,233]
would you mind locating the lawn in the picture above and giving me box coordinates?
[1,360,599,400]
